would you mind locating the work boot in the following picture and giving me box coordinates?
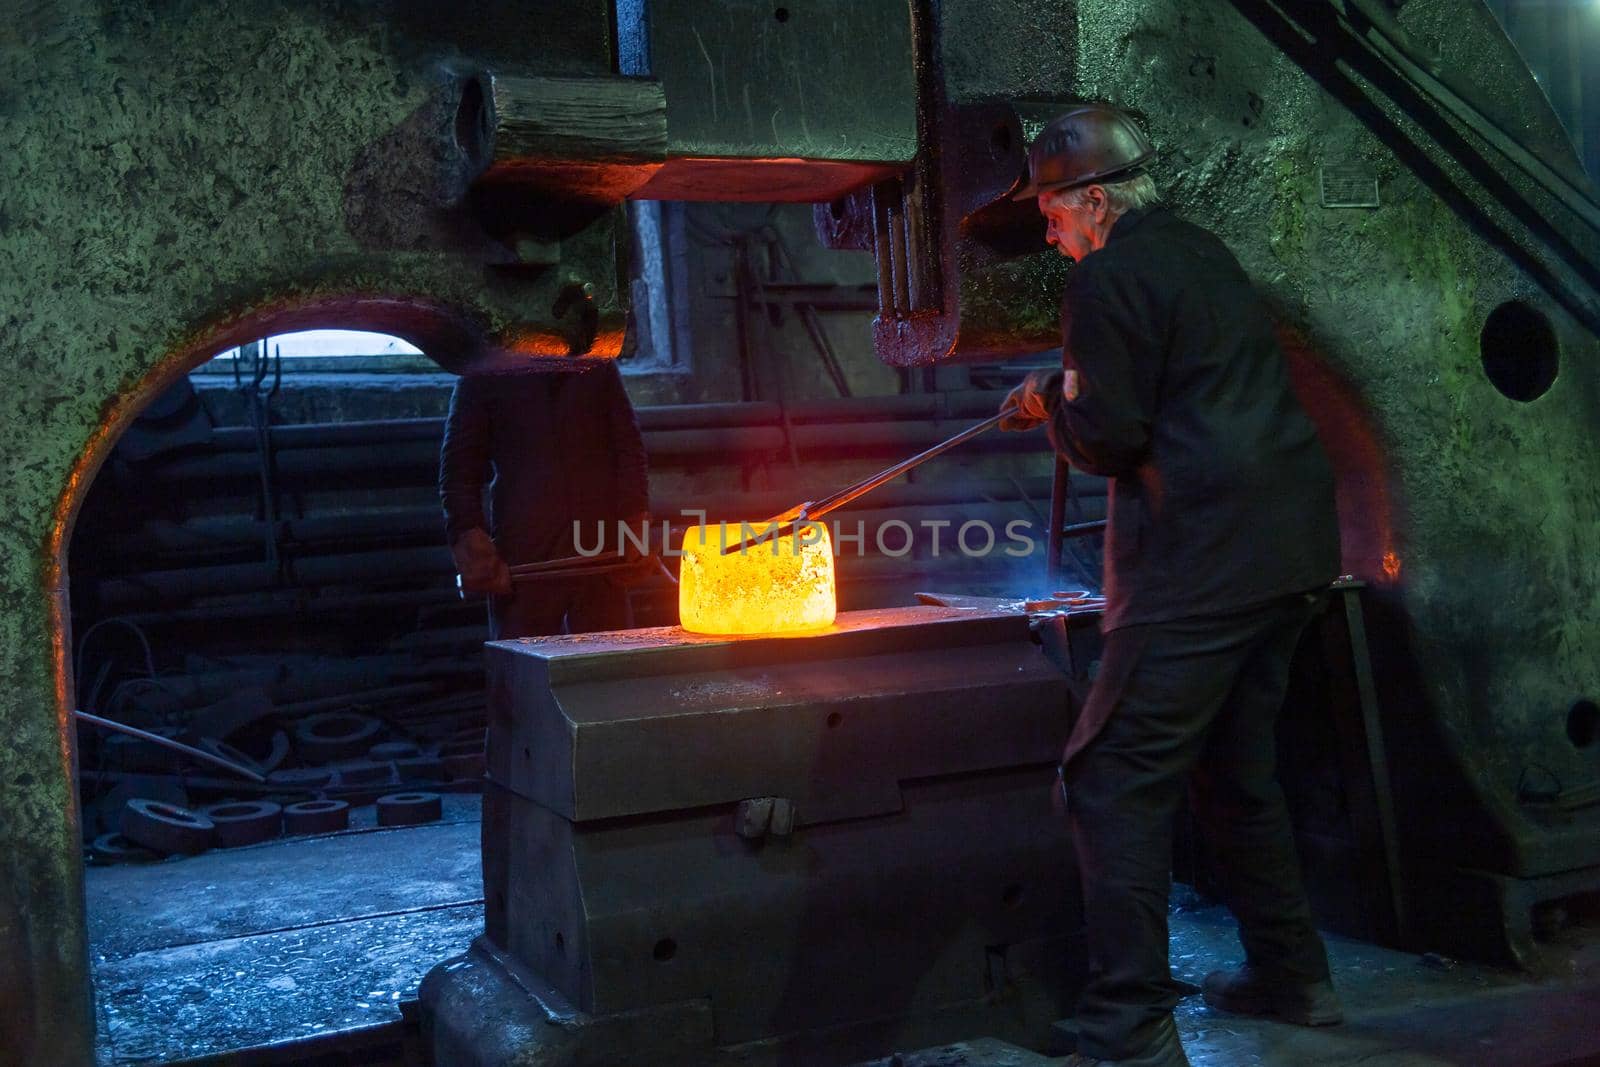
[1063,1017,1192,1066]
[1201,964,1344,1026]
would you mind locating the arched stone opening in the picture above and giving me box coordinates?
[38,295,493,1062]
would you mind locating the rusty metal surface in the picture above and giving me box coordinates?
[860,2,1080,365]
[486,606,1075,822]
[422,938,716,1067]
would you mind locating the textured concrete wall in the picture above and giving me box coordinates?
[1061,0,1600,889]
[0,2,620,1060]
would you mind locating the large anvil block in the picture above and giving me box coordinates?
[482,606,1084,1043]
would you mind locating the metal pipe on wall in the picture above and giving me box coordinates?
[89,473,1105,566]
[116,419,1054,493]
[89,496,1102,611]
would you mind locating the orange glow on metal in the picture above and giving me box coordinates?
[501,326,625,358]
[1275,325,1403,587]
[679,522,836,635]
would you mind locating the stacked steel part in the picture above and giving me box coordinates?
[202,801,284,848]
[75,679,487,844]
[377,792,444,827]
[88,834,159,866]
[283,800,351,836]
[120,800,215,856]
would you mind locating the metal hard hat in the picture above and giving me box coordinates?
[1012,105,1155,201]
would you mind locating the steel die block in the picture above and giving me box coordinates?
[481,608,1082,1042]
[487,767,1080,1044]
[486,607,1076,824]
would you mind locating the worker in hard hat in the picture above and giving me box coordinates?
[1000,104,1344,1067]
[440,359,650,639]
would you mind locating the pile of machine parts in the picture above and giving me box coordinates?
[78,679,477,865]
[104,791,446,863]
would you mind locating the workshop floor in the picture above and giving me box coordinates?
[1166,905,1600,1067]
[86,802,1600,1066]
[87,795,484,1065]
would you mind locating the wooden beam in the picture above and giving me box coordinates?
[479,73,667,203]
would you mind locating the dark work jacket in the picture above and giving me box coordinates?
[439,361,649,565]
[1047,205,1339,631]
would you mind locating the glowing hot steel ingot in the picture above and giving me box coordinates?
[678,522,836,635]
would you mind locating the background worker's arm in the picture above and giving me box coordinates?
[440,377,512,595]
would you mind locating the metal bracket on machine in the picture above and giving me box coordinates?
[819,95,1075,366]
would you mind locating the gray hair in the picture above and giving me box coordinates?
[1051,172,1161,215]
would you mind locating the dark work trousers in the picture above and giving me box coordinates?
[488,576,631,640]
[1065,591,1331,1060]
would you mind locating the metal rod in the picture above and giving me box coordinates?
[808,412,1007,517]
[507,553,635,577]
[73,709,268,783]
[511,561,637,583]
[722,412,1006,554]
[457,556,646,598]
[1047,455,1070,580]
[198,392,1016,451]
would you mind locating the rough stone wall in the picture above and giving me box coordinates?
[0,2,620,1060]
[1064,0,1600,881]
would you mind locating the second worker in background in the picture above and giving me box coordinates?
[440,359,650,640]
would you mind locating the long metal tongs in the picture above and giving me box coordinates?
[507,555,640,579]
[720,412,1006,555]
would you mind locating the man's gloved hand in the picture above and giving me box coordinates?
[452,528,512,596]
[999,368,1065,431]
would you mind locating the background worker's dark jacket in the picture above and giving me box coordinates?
[1048,205,1340,631]
[439,361,649,564]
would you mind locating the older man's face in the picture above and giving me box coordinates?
[1038,188,1111,262]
